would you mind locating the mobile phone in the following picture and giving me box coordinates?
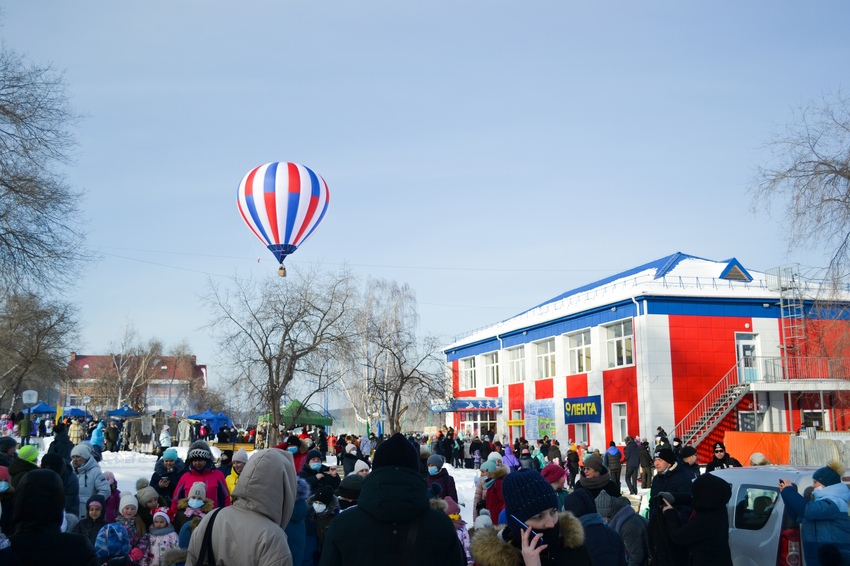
[510,514,540,540]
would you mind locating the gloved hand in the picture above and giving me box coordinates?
[658,492,675,505]
[129,548,144,562]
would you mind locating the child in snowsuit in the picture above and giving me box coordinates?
[113,493,150,564]
[72,494,107,545]
[142,507,178,566]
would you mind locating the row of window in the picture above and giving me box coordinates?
[458,319,634,389]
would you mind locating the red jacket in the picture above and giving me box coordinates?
[168,464,230,515]
[485,468,507,522]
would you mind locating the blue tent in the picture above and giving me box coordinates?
[217,412,233,429]
[107,404,141,418]
[27,401,56,414]
[187,409,219,421]
[64,407,93,419]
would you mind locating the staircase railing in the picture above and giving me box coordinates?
[673,362,750,446]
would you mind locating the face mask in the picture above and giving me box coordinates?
[428,466,439,476]
[813,485,824,492]
[313,502,327,513]
[188,498,204,509]
[310,462,323,471]
[288,447,298,454]
[0,481,8,493]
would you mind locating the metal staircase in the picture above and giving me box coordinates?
[674,363,750,447]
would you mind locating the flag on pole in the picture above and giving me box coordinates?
[56,404,63,421]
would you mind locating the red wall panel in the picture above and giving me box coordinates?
[602,365,638,446]
[535,378,554,399]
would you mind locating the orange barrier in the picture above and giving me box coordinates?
[722,431,792,466]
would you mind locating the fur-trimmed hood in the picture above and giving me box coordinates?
[177,497,214,513]
[489,464,509,481]
[471,511,585,566]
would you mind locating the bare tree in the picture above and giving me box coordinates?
[0,292,77,411]
[0,44,87,293]
[342,279,446,435]
[204,267,358,446]
[752,91,850,283]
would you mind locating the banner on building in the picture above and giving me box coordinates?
[525,399,556,441]
[563,395,602,424]
[430,398,503,413]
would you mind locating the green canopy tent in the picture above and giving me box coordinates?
[258,399,333,426]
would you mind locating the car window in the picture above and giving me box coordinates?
[734,484,779,531]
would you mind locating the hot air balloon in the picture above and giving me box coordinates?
[236,162,330,276]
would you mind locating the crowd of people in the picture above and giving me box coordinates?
[0,419,848,566]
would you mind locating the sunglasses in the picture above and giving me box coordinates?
[714,449,725,453]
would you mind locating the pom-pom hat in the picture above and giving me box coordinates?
[135,478,158,506]
[502,469,559,533]
[813,460,845,487]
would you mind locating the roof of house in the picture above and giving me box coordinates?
[67,353,206,382]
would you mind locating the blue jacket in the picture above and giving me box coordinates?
[91,422,105,449]
[781,482,850,566]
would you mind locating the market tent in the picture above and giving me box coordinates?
[258,400,332,426]
[217,412,233,429]
[188,409,228,432]
[107,404,141,418]
[27,401,56,414]
[64,407,93,418]
[187,409,219,421]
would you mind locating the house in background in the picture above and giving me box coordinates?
[441,252,850,459]
[64,352,207,416]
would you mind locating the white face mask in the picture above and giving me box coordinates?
[188,498,204,509]
[312,502,327,514]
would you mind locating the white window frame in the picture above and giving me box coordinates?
[460,357,477,390]
[507,346,526,383]
[612,403,628,445]
[605,319,634,368]
[568,330,592,375]
[484,352,500,387]
[574,423,589,445]
[536,338,556,380]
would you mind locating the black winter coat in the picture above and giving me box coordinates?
[298,463,341,496]
[47,431,74,463]
[623,441,640,468]
[649,464,693,521]
[150,457,185,504]
[320,465,465,566]
[662,473,732,566]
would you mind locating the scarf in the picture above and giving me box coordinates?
[184,507,206,518]
[579,471,612,490]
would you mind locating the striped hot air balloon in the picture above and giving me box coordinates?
[236,162,330,274]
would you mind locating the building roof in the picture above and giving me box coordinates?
[444,252,830,356]
[67,353,206,383]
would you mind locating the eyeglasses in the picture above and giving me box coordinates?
[714,449,725,453]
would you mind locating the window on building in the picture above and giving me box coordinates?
[460,357,477,390]
[459,410,498,438]
[574,423,589,445]
[606,319,634,368]
[507,346,526,383]
[536,339,556,379]
[68,394,81,407]
[484,352,500,387]
[612,403,628,444]
[568,330,592,374]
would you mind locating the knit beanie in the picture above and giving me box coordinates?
[315,485,334,505]
[103,470,116,487]
[232,448,249,464]
[372,433,418,471]
[186,440,213,465]
[562,486,596,517]
[584,453,606,473]
[427,454,445,469]
[189,481,207,500]
[502,469,559,533]
[353,459,370,474]
[713,442,726,452]
[680,446,697,459]
[18,445,39,464]
[119,493,138,512]
[161,448,178,461]
[473,509,493,530]
[0,436,16,453]
[335,473,364,499]
[487,451,502,463]
[813,460,844,487]
[541,463,566,484]
[219,449,233,462]
[71,443,92,460]
[135,478,158,506]
[480,460,498,473]
[655,448,676,465]
[595,490,614,518]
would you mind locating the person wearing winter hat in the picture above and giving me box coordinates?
[353,458,370,477]
[334,473,364,511]
[321,432,466,565]
[9,469,98,565]
[9,444,39,488]
[426,453,459,502]
[472,460,497,522]
[146,505,179,566]
[150,446,185,506]
[94,522,131,564]
[779,460,850,566]
[285,477,311,566]
[661,471,733,566]
[704,442,742,473]
[472,508,493,532]
[171,480,214,544]
[69,441,110,520]
[168,439,229,516]
[40,452,80,530]
[274,434,310,473]
[471,468,593,566]
[102,470,121,523]
[0,436,17,467]
[679,446,701,482]
[187,449,298,566]
[482,455,509,523]
[602,493,649,566]
[47,421,75,464]
[71,494,107,545]
[225,447,250,493]
[442,496,472,565]
[298,449,340,496]
[307,484,339,564]
[563,488,626,566]
[647,447,693,566]
[542,463,570,511]
[575,452,621,500]
[217,448,233,478]
[135,478,166,528]
[115,492,149,562]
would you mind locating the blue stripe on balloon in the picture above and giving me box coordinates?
[263,162,278,192]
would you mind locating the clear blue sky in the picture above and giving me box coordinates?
[3,2,848,384]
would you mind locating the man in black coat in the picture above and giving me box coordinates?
[704,442,743,473]
[622,436,641,495]
[40,453,80,529]
[46,423,74,464]
[320,433,465,566]
[648,448,693,566]
[9,469,97,565]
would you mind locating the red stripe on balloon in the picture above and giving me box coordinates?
[293,195,319,244]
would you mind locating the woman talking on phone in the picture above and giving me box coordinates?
[471,469,592,566]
